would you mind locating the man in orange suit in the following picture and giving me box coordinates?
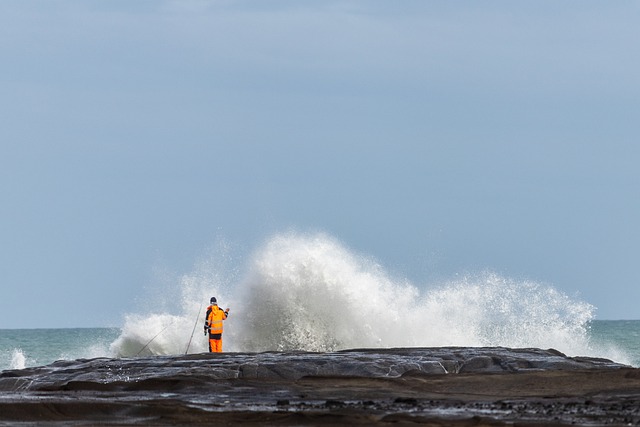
[204,297,229,353]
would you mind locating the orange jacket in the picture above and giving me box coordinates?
[205,305,228,335]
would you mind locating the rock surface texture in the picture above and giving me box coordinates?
[1,347,639,426]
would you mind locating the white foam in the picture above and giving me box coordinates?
[10,349,27,370]
[110,232,622,362]
[228,233,595,355]
[111,246,234,357]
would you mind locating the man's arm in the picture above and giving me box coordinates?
[204,307,212,335]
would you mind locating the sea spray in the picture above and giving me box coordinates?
[230,233,595,354]
[10,349,27,370]
[111,240,238,357]
[418,273,594,351]
[110,232,623,362]
[231,232,420,351]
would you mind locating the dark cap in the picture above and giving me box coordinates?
[210,297,217,304]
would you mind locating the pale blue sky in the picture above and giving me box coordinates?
[1,1,639,328]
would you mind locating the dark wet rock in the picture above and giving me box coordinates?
[0,347,637,426]
[394,397,418,405]
[2,346,625,393]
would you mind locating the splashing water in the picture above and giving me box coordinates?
[232,233,424,352]
[229,233,594,355]
[10,349,27,370]
[111,232,621,362]
[419,274,594,352]
[111,241,238,357]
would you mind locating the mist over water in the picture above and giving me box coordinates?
[110,232,628,364]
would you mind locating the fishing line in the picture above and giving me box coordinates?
[135,321,175,357]
[185,302,203,355]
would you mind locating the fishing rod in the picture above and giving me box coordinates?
[135,321,175,357]
[185,302,203,355]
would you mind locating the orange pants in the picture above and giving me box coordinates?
[209,338,223,353]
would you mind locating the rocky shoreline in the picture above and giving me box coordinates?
[1,347,639,426]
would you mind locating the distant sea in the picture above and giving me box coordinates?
[0,327,120,372]
[588,320,640,367]
[1,320,638,372]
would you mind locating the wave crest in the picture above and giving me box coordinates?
[111,232,607,361]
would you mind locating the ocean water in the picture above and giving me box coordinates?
[2,320,637,373]
[2,233,638,371]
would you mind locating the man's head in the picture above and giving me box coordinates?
[210,297,217,305]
